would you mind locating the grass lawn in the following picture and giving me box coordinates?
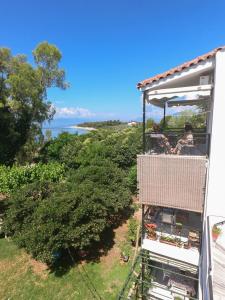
[0,225,133,300]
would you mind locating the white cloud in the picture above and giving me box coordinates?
[54,106,96,118]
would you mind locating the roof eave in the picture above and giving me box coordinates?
[138,57,215,92]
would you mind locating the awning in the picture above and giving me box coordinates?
[167,97,210,107]
[146,85,212,108]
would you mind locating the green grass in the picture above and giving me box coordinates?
[0,238,132,300]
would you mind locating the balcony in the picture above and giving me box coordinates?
[137,153,207,212]
[117,249,199,300]
[147,261,198,300]
[142,207,201,270]
[145,131,210,157]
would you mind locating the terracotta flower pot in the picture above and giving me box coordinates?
[148,235,157,241]
[212,226,221,242]
[212,232,219,242]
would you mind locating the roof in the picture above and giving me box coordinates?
[137,46,225,89]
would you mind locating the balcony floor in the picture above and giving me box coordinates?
[142,238,199,266]
[148,283,174,300]
[148,282,193,300]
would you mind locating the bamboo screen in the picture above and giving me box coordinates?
[137,155,207,212]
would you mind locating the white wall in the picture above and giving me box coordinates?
[206,49,225,216]
[199,216,213,300]
[199,49,225,300]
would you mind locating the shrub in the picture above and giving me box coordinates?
[0,163,65,194]
[120,241,131,258]
[128,217,138,244]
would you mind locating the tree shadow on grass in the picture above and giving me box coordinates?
[50,205,135,277]
[50,226,116,277]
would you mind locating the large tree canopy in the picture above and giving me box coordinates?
[2,125,142,266]
[0,42,68,165]
[3,160,131,265]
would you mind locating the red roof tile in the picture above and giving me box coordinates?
[137,46,225,89]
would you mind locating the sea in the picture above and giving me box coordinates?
[42,118,91,138]
[42,127,89,138]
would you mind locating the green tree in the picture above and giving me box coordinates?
[44,129,52,142]
[159,109,206,129]
[0,42,68,165]
[146,118,155,129]
[76,127,142,170]
[3,160,131,265]
[39,132,82,168]
[127,165,137,194]
[69,160,131,216]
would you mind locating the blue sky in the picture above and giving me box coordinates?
[1,0,225,122]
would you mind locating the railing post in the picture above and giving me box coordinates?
[142,91,146,154]
[141,205,145,299]
[163,102,166,130]
[207,133,211,157]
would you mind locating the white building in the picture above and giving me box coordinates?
[118,46,225,300]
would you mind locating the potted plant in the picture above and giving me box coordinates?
[120,242,130,262]
[184,242,190,249]
[160,235,176,246]
[159,236,182,247]
[212,225,222,241]
[176,238,182,248]
[145,223,157,230]
[145,223,157,240]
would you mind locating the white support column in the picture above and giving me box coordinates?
[206,49,225,215]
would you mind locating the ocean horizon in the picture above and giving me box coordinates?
[42,118,93,138]
[42,126,89,138]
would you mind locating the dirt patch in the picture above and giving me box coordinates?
[0,251,30,295]
[29,258,48,279]
[0,246,48,280]
[100,221,128,270]
[100,204,141,271]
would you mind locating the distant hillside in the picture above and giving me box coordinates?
[77,120,127,129]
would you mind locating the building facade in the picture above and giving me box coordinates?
[118,47,225,300]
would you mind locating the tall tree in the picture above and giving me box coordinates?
[0,42,68,164]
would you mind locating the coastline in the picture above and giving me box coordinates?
[69,125,97,131]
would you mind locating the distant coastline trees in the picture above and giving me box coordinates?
[77,120,125,129]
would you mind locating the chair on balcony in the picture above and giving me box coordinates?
[149,133,172,154]
[188,230,200,248]
[161,209,174,224]
[180,144,204,156]
[180,144,195,155]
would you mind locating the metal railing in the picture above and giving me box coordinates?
[117,249,199,300]
[145,131,210,156]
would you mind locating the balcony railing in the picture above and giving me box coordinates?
[117,249,199,300]
[145,130,210,156]
[143,207,202,250]
[144,222,201,250]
